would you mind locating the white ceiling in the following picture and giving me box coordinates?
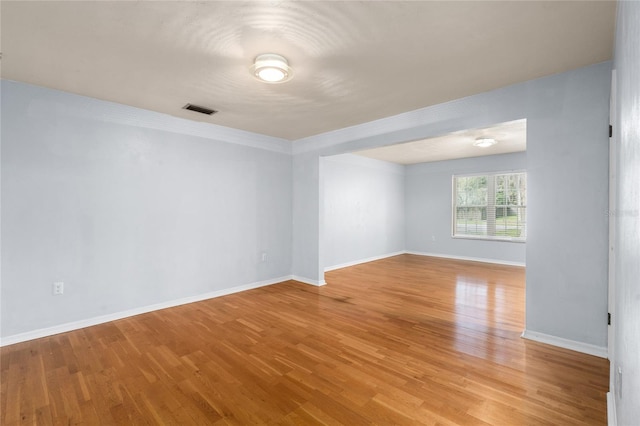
[355,119,527,165]
[1,1,615,142]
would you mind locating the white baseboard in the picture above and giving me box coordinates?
[521,329,608,358]
[405,250,526,267]
[607,392,617,426]
[324,251,405,272]
[0,275,292,347]
[292,276,327,286]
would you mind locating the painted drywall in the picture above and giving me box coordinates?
[1,80,293,339]
[405,152,526,265]
[292,61,610,350]
[524,67,610,349]
[612,1,640,423]
[323,154,404,269]
[2,60,612,356]
[291,152,323,285]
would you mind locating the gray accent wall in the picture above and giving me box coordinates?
[405,152,526,265]
[612,1,640,423]
[323,154,404,269]
[1,80,292,338]
[293,61,611,350]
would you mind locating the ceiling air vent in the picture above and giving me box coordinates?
[183,104,217,115]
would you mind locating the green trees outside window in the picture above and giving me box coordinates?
[453,172,526,241]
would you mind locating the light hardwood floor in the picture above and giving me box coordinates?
[1,254,609,425]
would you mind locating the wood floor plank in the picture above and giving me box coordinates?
[1,255,609,424]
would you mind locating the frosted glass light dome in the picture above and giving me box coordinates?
[473,138,498,148]
[251,54,292,83]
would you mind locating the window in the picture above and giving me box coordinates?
[453,172,526,242]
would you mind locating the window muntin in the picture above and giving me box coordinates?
[453,172,526,242]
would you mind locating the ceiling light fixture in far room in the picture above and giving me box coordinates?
[474,137,498,148]
[251,53,292,83]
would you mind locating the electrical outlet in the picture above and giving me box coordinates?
[52,281,64,295]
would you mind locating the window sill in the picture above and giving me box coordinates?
[452,235,526,243]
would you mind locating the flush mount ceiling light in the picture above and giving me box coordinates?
[473,137,498,148]
[251,53,292,83]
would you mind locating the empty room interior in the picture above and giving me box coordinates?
[1,1,639,425]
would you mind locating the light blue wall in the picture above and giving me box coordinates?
[293,62,610,350]
[292,152,323,284]
[323,154,404,269]
[612,1,640,423]
[405,152,526,265]
[1,80,293,338]
[524,65,609,349]
[1,60,613,355]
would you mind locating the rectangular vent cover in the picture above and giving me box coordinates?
[183,104,217,115]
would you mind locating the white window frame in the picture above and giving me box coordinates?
[452,170,527,243]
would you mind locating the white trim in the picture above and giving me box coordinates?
[292,276,327,286]
[607,68,617,364]
[405,250,525,267]
[452,169,527,179]
[0,275,292,347]
[451,235,526,244]
[324,251,405,272]
[521,330,608,358]
[607,392,617,426]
